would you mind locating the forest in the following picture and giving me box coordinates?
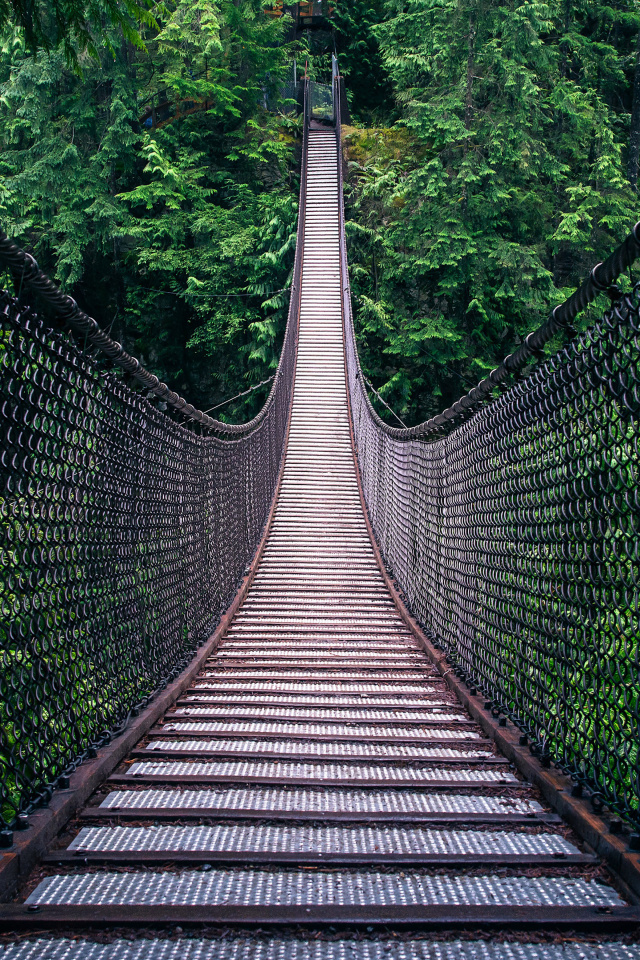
[1,0,639,425]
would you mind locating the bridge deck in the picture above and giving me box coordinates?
[5,129,638,957]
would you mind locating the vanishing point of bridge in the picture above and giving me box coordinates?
[0,76,639,956]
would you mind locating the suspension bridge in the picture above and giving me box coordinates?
[0,75,639,957]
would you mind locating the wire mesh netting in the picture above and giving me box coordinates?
[0,107,306,825]
[0,287,298,826]
[309,82,334,123]
[344,276,640,825]
[329,66,640,827]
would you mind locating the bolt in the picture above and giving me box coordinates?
[0,831,13,848]
[629,834,640,851]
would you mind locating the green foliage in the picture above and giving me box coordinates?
[0,0,299,417]
[331,0,395,124]
[1,0,638,429]
[342,0,640,426]
[0,0,155,66]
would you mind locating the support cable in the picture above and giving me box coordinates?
[201,375,276,416]
[361,374,407,428]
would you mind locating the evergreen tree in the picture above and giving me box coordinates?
[1,0,638,428]
[331,0,395,124]
[342,0,639,425]
[0,0,299,417]
[0,0,154,65]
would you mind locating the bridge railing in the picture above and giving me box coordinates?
[0,88,309,829]
[336,77,640,827]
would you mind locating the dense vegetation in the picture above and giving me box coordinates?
[0,0,300,419]
[1,0,639,424]
[340,0,640,424]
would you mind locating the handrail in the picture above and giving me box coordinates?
[0,95,308,437]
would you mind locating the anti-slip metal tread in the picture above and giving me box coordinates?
[182,695,452,707]
[146,738,488,756]
[220,627,411,637]
[209,660,428,669]
[172,707,464,721]
[26,871,623,907]
[223,633,413,640]
[153,722,480,740]
[221,627,414,636]
[205,653,427,679]
[222,633,415,641]
[236,608,399,615]
[198,672,437,683]
[67,824,578,858]
[211,653,423,661]
[125,760,517,784]
[142,739,493,760]
[98,788,543,816]
[191,682,443,695]
[220,642,417,651]
[226,615,411,623]
[2,941,638,960]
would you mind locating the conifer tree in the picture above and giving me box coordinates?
[342,0,639,425]
[0,0,154,65]
[0,0,298,416]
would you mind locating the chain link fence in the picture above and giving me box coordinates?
[0,287,296,827]
[346,288,640,823]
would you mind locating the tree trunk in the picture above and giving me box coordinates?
[464,13,476,131]
[561,0,571,79]
[461,9,476,214]
[628,30,640,190]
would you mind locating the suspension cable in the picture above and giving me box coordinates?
[201,375,276,416]
[361,374,407,428]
